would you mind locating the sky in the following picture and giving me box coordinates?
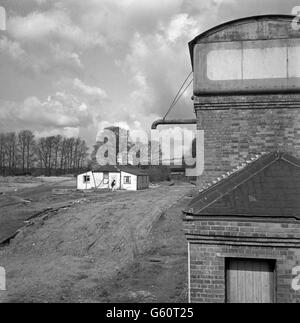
[0,0,299,147]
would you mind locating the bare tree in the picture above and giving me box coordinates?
[4,132,18,175]
[53,135,62,172]
[36,136,57,175]
[0,133,6,175]
[0,130,90,176]
[78,139,89,169]
[18,130,35,173]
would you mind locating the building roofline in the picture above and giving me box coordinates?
[183,214,300,223]
[86,165,149,176]
[118,166,149,176]
[183,151,300,217]
[188,14,296,67]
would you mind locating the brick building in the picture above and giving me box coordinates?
[184,15,300,303]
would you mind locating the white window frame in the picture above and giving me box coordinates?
[83,175,90,183]
[103,172,109,184]
[124,176,131,184]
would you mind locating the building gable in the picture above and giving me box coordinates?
[185,152,300,219]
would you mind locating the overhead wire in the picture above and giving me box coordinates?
[163,71,193,120]
[165,78,193,119]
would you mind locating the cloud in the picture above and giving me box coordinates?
[1,0,298,147]
[0,73,109,145]
[51,45,83,68]
[2,8,93,74]
[0,35,50,74]
[73,78,107,100]
[0,92,93,135]
[90,0,226,135]
[104,0,270,134]
[116,17,198,124]
[8,11,62,40]
[8,9,105,49]
[55,78,109,124]
[0,36,24,59]
[0,36,83,75]
[34,127,80,139]
[166,13,198,43]
[58,0,184,45]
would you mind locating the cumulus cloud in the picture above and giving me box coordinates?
[0,35,51,74]
[0,37,82,75]
[34,127,80,138]
[115,14,199,127]
[73,79,107,100]
[0,36,25,59]
[2,6,93,74]
[166,13,198,43]
[8,9,105,49]
[55,78,108,124]
[0,0,297,146]
[51,45,83,68]
[72,0,241,136]
[0,92,93,136]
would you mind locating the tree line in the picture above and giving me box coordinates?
[0,130,89,176]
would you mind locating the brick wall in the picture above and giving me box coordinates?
[188,15,300,304]
[194,94,300,186]
[184,218,300,303]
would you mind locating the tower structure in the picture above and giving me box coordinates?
[184,15,300,303]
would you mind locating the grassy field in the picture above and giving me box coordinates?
[0,177,194,303]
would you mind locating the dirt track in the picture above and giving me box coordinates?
[0,176,84,244]
[0,179,193,303]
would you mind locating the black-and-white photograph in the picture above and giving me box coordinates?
[0,0,300,307]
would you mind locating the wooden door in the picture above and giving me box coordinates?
[226,258,275,303]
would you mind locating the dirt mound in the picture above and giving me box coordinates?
[0,184,193,303]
